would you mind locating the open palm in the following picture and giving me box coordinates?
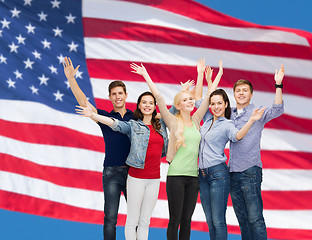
[75,102,93,117]
[130,63,147,76]
[250,107,266,121]
[274,64,285,84]
[63,57,79,79]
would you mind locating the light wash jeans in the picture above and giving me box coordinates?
[199,162,230,240]
[125,175,160,240]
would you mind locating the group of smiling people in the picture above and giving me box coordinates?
[64,57,284,240]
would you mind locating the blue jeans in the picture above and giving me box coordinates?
[230,166,267,240]
[199,162,230,240]
[102,166,128,240]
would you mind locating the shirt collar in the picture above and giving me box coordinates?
[216,116,227,122]
[233,103,254,113]
[110,108,132,116]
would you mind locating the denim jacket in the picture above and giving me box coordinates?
[110,118,168,169]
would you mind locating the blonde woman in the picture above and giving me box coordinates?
[130,60,221,240]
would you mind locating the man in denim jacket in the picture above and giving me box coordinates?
[229,65,285,240]
[63,57,133,240]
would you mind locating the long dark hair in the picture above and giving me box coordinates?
[209,89,231,119]
[133,91,161,131]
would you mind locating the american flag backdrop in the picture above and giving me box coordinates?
[0,0,312,239]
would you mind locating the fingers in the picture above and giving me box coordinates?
[205,66,209,74]
[75,107,84,114]
[75,108,83,114]
[63,57,68,67]
[130,63,139,68]
[254,107,266,115]
[280,64,285,75]
[69,57,73,66]
[75,105,84,110]
[63,57,73,68]
[206,66,212,73]
[280,64,284,72]
[198,57,205,65]
[184,80,195,86]
[276,64,285,75]
[130,63,140,71]
[130,64,138,71]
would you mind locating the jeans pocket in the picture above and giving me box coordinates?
[210,168,228,180]
[241,168,261,194]
[103,167,116,179]
[242,166,258,177]
[118,167,129,178]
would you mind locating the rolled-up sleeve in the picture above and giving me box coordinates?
[261,102,284,124]
[110,119,131,135]
[227,121,239,142]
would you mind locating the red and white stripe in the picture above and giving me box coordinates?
[1,0,311,239]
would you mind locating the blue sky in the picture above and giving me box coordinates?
[1,0,311,240]
[198,0,312,33]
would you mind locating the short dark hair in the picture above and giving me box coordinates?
[233,79,253,93]
[209,89,231,119]
[108,81,127,95]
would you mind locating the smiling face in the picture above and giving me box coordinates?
[138,95,156,116]
[108,86,127,109]
[210,94,228,118]
[234,84,253,109]
[175,91,195,113]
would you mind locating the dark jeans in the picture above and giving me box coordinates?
[166,176,199,240]
[230,166,267,240]
[102,166,128,240]
[199,162,230,240]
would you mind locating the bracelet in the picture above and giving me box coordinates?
[275,83,283,89]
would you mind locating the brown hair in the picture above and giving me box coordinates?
[108,81,127,95]
[209,89,231,119]
[233,79,253,93]
[133,92,161,131]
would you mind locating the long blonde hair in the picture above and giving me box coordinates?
[173,91,188,150]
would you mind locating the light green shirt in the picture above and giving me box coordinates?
[167,122,201,177]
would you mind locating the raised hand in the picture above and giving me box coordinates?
[250,107,266,121]
[75,101,93,117]
[130,63,148,76]
[274,64,285,84]
[190,86,196,99]
[180,80,195,92]
[205,66,213,81]
[63,57,80,79]
[197,58,205,74]
[205,66,213,90]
